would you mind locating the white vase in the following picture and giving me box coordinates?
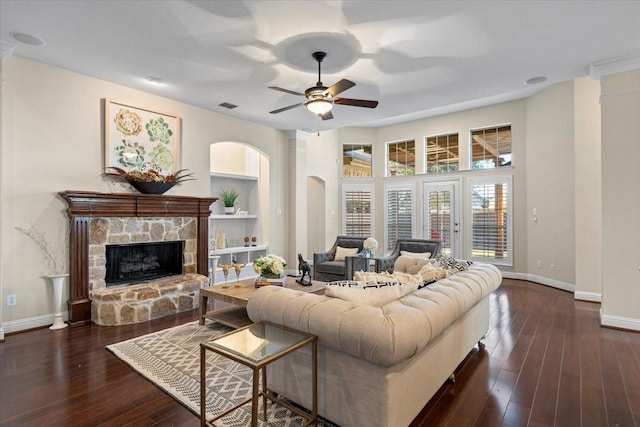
[208,255,220,285]
[47,274,69,330]
[224,206,235,215]
[216,230,226,249]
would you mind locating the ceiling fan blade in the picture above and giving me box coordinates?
[270,103,303,114]
[268,86,305,97]
[334,97,379,108]
[326,79,355,97]
[320,111,334,120]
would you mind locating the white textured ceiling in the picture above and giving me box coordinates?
[2,0,640,132]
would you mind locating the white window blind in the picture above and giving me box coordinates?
[343,185,374,237]
[427,189,452,255]
[469,177,512,265]
[385,185,413,251]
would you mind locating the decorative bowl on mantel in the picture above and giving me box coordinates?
[126,179,176,195]
[103,167,195,195]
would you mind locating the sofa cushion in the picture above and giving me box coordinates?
[314,260,346,275]
[354,269,422,287]
[417,262,450,286]
[335,246,359,261]
[400,250,431,259]
[393,256,431,275]
[325,280,419,307]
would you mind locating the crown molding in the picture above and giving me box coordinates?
[590,53,640,80]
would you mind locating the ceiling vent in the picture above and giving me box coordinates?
[219,102,238,109]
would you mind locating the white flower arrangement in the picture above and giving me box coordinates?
[253,254,287,278]
[364,237,378,251]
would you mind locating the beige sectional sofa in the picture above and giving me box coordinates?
[247,262,502,427]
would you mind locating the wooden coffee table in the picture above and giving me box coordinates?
[200,277,325,328]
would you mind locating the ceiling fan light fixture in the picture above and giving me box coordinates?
[306,98,333,115]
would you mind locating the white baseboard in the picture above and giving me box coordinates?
[501,272,603,303]
[501,272,575,293]
[600,309,640,332]
[574,291,602,303]
[1,311,68,334]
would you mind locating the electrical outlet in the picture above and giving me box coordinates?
[6,294,16,307]
[550,263,556,271]
[537,260,542,268]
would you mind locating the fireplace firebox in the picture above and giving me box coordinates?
[105,241,184,286]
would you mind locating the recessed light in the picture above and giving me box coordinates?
[145,76,164,85]
[10,32,46,47]
[525,76,547,85]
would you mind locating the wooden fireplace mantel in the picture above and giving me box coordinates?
[59,191,218,325]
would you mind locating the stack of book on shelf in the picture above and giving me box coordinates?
[255,276,288,288]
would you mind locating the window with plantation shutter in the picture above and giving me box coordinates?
[343,185,374,237]
[469,176,512,265]
[385,184,414,251]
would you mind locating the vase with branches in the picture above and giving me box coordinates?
[15,225,67,275]
[16,224,69,330]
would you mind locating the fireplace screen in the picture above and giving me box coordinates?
[105,241,184,286]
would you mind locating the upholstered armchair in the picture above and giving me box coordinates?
[313,236,366,282]
[375,239,441,273]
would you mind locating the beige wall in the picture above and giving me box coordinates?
[525,81,576,287]
[305,129,342,252]
[0,56,291,331]
[600,69,640,325]
[574,77,603,300]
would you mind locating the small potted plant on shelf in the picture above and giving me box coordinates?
[218,188,239,215]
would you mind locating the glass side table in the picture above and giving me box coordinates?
[346,253,383,279]
[200,321,318,427]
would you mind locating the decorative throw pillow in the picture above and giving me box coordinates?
[400,250,432,259]
[393,255,432,275]
[334,246,359,261]
[325,280,419,307]
[354,270,422,287]
[416,262,451,287]
[434,253,473,272]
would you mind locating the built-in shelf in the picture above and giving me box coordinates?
[210,172,258,181]
[208,245,268,283]
[210,215,258,220]
[210,245,267,255]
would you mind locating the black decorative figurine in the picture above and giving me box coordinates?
[296,253,312,286]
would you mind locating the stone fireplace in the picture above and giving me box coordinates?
[87,217,196,290]
[105,240,184,286]
[59,191,218,325]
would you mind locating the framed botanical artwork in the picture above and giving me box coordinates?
[104,99,181,174]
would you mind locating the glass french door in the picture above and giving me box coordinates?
[423,181,461,258]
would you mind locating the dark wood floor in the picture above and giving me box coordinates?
[1,279,639,427]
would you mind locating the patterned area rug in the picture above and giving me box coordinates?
[107,321,335,426]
